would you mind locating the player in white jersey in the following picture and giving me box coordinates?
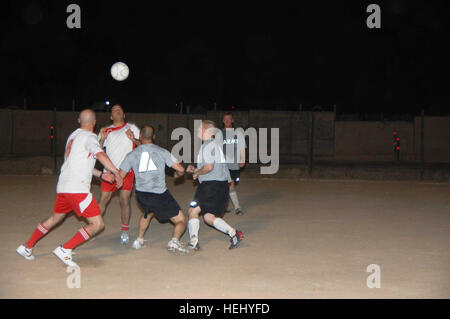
[16,109,123,267]
[98,104,140,244]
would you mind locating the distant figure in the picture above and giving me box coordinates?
[16,109,123,266]
[222,112,246,215]
[98,104,140,245]
[186,120,244,250]
[118,126,188,253]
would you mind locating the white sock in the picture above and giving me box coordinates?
[229,190,240,209]
[188,218,200,239]
[213,218,236,237]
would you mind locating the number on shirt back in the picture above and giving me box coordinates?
[138,152,157,172]
[65,139,74,159]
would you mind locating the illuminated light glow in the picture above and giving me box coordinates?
[393,132,397,135]
[396,147,400,150]
[235,177,240,182]
[105,101,110,105]
[51,136,54,139]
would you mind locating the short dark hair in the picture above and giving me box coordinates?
[223,112,233,117]
[140,125,155,141]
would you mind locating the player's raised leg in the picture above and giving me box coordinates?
[167,210,188,253]
[119,189,132,244]
[187,206,201,250]
[99,191,113,216]
[229,180,243,215]
[53,214,104,267]
[203,213,243,249]
[16,213,66,260]
[132,212,153,249]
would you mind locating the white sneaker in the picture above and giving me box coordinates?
[188,235,200,251]
[132,238,147,250]
[52,246,78,267]
[168,238,189,254]
[16,244,35,260]
[120,231,130,245]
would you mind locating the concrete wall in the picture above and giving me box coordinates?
[1,110,449,163]
[414,116,450,163]
[335,121,416,162]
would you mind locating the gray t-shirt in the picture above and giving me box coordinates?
[197,139,231,183]
[222,128,246,171]
[120,143,176,193]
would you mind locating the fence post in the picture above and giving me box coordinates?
[308,111,315,178]
[52,108,57,173]
[420,109,425,180]
[10,110,15,156]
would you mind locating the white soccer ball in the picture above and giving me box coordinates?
[110,62,129,81]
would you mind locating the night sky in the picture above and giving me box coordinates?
[1,0,449,116]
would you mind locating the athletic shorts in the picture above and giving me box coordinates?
[53,193,101,218]
[190,181,229,217]
[135,190,180,221]
[229,169,240,183]
[101,170,134,192]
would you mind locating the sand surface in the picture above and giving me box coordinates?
[1,176,449,298]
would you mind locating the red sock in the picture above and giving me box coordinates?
[25,223,48,249]
[63,227,91,250]
[121,224,129,231]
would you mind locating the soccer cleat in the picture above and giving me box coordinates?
[120,231,130,245]
[235,208,244,215]
[229,233,242,250]
[132,238,147,250]
[52,245,78,267]
[168,238,189,254]
[187,235,200,251]
[16,244,35,261]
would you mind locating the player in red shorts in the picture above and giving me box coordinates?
[98,104,140,244]
[16,109,123,267]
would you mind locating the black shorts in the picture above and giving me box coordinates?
[190,181,229,216]
[136,190,181,221]
[229,169,240,183]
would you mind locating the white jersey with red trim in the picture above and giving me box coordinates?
[57,128,104,194]
[99,122,140,169]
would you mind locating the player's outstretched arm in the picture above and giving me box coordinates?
[98,128,109,148]
[92,168,115,183]
[190,164,213,180]
[172,162,185,178]
[126,129,141,146]
[95,152,123,188]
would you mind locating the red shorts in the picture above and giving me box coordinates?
[101,170,134,192]
[53,193,101,218]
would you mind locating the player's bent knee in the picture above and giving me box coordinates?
[203,213,215,225]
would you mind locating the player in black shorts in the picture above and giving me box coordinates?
[222,112,246,215]
[118,126,188,253]
[186,120,244,250]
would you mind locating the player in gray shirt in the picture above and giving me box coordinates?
[222,112,246,215]
[119,126,188,254]
[186,120,244,250]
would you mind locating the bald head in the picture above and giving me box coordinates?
[139,125,155,144]
[78,109,97,129]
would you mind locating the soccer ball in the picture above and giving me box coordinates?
[110,62,129,81]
